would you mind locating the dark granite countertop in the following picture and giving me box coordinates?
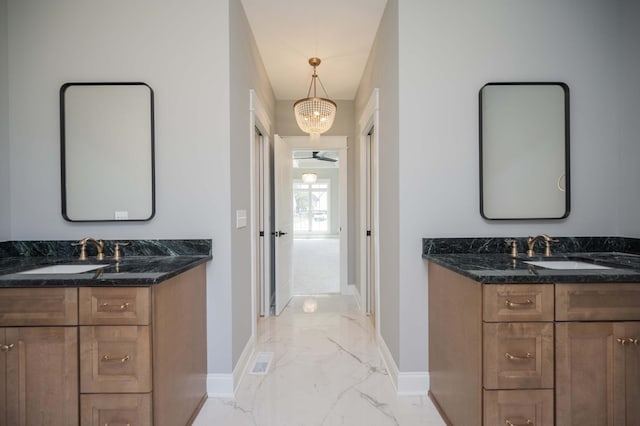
[422,237,640,284]
[0,239,212,287]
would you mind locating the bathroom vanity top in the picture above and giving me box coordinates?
[424,252,640,284]
[422,236,640,284]
[0,255,211,287]
[0,239,212,287]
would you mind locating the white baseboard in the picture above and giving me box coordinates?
[377,334,429,396]
[207,335,255,398]
[349,284,362,310]
[206,374,234,398]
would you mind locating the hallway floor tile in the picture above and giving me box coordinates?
[193,295,445,426]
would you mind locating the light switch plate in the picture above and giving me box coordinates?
[236,210,247,229]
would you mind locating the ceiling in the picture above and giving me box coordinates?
[240,0,388,101]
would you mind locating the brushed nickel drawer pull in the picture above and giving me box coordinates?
[99,302,130,312]
[104,423,131,426]
[617,337,639,346]
[1,343,14,352]
[504,352,534,361]
[506,419,533,426]
[505,299,533,309]
[101,354,130,363]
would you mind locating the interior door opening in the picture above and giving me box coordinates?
[292,150,340,295]
[266,136,349,316]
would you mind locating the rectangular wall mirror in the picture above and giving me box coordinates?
[60,82,155,221]
[479,82,570,220]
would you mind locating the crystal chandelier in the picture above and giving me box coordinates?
[293,57,337,135]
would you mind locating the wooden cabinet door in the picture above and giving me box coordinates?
[80,325,151,393]
[556,322,625,426]
[0,328,7,426]
[618,322,640,425]
[4,327,78,426]
[483,322,554,390]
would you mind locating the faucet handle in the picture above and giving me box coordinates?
[113,242,129,261]
[72,239,88,260]
[504,239,519,257]
[543,238,559,257]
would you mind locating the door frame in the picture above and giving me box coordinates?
[282,136,349,295]
[249,90,272,334]
[358,88,380,332]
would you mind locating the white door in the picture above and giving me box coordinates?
[274,135,293,315]
[365,128,376,320]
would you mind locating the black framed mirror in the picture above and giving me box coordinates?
[60,82,155,222]
[479,82,570,220]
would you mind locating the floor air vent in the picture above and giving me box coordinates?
[249,352,273,375]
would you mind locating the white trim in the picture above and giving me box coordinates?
[283,135,349,295]
[232,334,256,394]
[206,374,233,398]
[206,334,255,398]
[249,89,272,331]
[397,372,429,396]
[377,332,399,392]
[358,88,381,334]
[377,333,429,396]
[350,284,362,311]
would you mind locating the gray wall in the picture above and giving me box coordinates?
[229,0,276,370]
[397,0,636,371]
[355,0,640,374]
[619,0,640,237]
[6,0,234,373]
[0,0,9,241]
[276,100,357,284]
[355,0,400,364]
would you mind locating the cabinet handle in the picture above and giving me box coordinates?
[504,352,534,361]
[506,420,533,426]
[99,302,130,312]
[101,354,130,363]
[104,423,131,426]
[504,299,533,309]
[617,337,639,346]
[1,343,14,352]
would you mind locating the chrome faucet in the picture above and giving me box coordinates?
[526,234,557,257]
[72,237,105,260]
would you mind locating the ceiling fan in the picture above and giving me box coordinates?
[295,151,337,162]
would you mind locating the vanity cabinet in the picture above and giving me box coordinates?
[429,263,555,426]
[0,264,207,426]
[0,288,79,426]
[429,264,640,426]
[555,283,640,426]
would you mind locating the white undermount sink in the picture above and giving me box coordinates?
[18,264,107,274]
[524,260,612,270]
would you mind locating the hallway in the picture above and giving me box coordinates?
[193,295,444,426]
[292,237,340,294]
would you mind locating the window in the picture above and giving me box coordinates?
[293,180,329,234]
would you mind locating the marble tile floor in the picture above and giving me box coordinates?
[292,237,340,295]
[193,295,445,426]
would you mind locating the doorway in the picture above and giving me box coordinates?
[268,136,349,315]
[292,150,340,295]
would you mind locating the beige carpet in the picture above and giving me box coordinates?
[291,237,340,295]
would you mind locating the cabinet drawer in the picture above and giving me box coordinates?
[483,389,554,426]
[556,283,640,321]
[0,288,78,326]
[483,322,554,390]
[81,393,152,426]
[79,287,150,325]
[483,285,554,322]
[80,326,152,393]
